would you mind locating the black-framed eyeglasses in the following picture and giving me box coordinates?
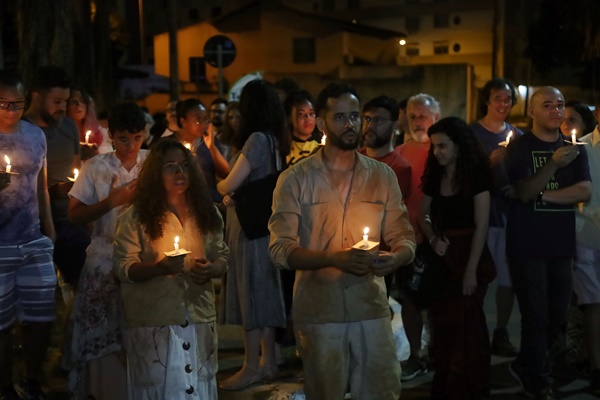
[0,100,27,111]
[363,116,392,126]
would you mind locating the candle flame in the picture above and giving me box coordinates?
[321,135,326,145]
[4,155,9,165]
[507,131,513,139]
[571,129,577,135]
[174,236,179,244]
[363,227,369,235]
[184,143,192,150]
[85,130,91,139]
[73,168,79,178]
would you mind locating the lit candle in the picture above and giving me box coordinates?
[363,227,369,248]
[174,236,180,254]
[184,143,192,150]
[85,130,91,144]
[73,168,79,181]
[506,130,513,145]
[4,155,10,173]
[321,135,326,146]
[571,129,577,144]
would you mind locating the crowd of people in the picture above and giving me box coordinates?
[0,63,599,400]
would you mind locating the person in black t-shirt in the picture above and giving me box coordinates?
[505,87,592,400]
[419,116,495,400]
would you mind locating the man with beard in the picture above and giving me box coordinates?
[269,83,415,399]
[396,93,440,381]
[359,95,412,299]
[24,66,90,292]
[209,97,227,134]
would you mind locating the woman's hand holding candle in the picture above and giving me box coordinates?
[156,254,185,275]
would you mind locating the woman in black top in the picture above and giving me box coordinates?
[419,117,496,400]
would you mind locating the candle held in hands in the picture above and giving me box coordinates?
[73,168,79,180]
[571,129,577,145]
[363,227,369,248]
[85,130,91,144]
[4,155,10,173]
[506,131,513,145]
[321,135,326,146]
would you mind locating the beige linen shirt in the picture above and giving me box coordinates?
[269,149,416,324]
[114,205,229,328]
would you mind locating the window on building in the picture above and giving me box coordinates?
[433,41,449,55]
[348,0,360,9]
[189,57,206,83]
[188,8,199,21]
[293,38,316,64]
[406,16,420,34]
[406,43,420,56]
[433,14,449,28]
[323,0,335,12]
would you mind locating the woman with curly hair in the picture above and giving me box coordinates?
[217,79,289,390]
[419,117,496,400]
[113,139,228,399]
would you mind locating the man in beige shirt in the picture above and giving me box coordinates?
[269,83,415,400]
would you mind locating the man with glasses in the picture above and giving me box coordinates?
[359,95,412,300]
[0,69,56,400]
[23,66,91,293]
[270,83,415,399]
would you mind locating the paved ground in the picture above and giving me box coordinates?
[33,278,600,399]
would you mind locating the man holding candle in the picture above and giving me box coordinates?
[0,69,57,400]
[24,66,90,288]
[359,95,412,298]
[269,83,416,399]
[64,102,148,399]
[470,78,524,358]
[505,86,592,400]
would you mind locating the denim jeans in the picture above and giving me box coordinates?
[508,257,572,389]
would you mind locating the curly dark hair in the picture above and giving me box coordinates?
[108,102,146,133]
[422,117,491,196]
[31,65,70,92]
[234,79,290,156]
[133,139,222,240]
[315,82,360,117]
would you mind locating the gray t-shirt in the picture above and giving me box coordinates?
[0,121,47,245]
[24,116,80,222]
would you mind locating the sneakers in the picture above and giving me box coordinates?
[508,362,533,398]
[13,380,48,400]
[0,386,21,400]
[491,328,517,357]
[401,356,428,381]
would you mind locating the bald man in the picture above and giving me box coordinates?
[505,87,591,400]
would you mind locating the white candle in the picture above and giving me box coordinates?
[184,143,192,150]
[4,155,10,173]
[73,168,79,181]
[571,129,577,144]
[506,130,513,145]
[174,236,180,254]
[363,227,369,248]
[321,135,326,146]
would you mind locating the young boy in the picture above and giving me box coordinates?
[0,70,56,399]
[63,103,148,400]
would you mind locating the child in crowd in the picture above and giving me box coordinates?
[64,102,148,399]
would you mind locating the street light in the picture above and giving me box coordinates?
[399,39,407,46]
